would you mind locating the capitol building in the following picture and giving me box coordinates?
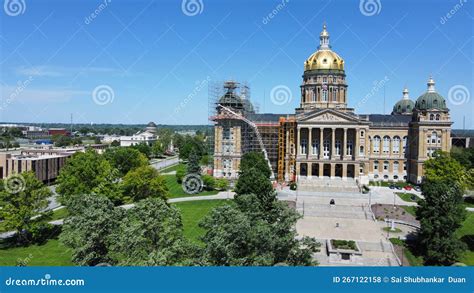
[211,24,452,186]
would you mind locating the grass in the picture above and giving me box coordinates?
[0,207,69,233]
[163,175,219,199]
[401,205,417,216]
[456,212,474,265]
[389,238,424,266]
[331,239,357,250]
[396,192,420,203]
[160,163,185,173]
[383,227,402,233]
[173,199,231,244]
[0,239,73,266]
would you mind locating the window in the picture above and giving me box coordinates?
[323,140,330,158]
[384,175,389,180]
[374,161,379,172]
[312,139,318,155]
[301,138,307,155]
[403,136,408,154]
[403,162,406,171]
[359,146,364,156]
[335,140,341,156]
[427,148,435,157]
[360,130,364,137]
[392,136,400,154]
[430,131,437,144]
[394,175,399,180]
[435,114,440,121]
[322,89,328,101]
[383,161,389,171]
[323,77,327,83]
[333,89,338,101]
[383,136,390,154]
[346,141,353,156]
[373,136,381,153]
[430,114,434,120]
[393,161,399,173]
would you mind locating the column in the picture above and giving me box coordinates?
[308,127,312,156]
[297,127,301,156]
[330,163,335,178]
[355,128,359,159]
[331,128,336,160]
[319,163,324,178]
[308,163,312,178]
[296,162,300,177]
[342,163,347,178]
[319,128,324,159]
[343,128,348,160]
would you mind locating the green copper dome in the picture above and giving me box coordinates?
[392,88,415,115]
[414,77,448,111]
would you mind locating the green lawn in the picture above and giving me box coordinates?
[401,205,417,216]
[163,175,219,198]
[456,212,474,265]
[0,207,68,233]
[173,199,231,244]
[389,238,423,266]
[159,162,184,173]
[396,192,420,203]
[0,239,73,266]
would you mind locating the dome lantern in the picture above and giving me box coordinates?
[414,76,448,111]
[319,23,330,50]
[392,87,415,115]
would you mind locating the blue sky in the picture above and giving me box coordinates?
[0,0,472,128]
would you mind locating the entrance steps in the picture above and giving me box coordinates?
[298,177,360,193]
[296,202,371,220]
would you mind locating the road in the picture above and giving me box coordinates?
[150,156,179,170]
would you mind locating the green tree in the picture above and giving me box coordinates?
[110,198,195,266]
[110,140,120,147]
[104,147,148,176]
[416,181,466,265]
[451,147,474,170]
[235,167,275,210]
[121,166,169,203]
[56,149,123,205]
[186,149,201,174]
[0,172,52,243]
[52,135,72,147]
[130,143,152,158]
[199,194,320,266]
[239,152,272,179]
[423,151,466,190]
[151,141,164,158]
[215,178,229,190]
[175,165,186,183]
[60,194,121,266]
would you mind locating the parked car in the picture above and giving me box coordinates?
[404,185,413,191]
[389,184,396,189]
[414,186,421,192]
[396,186,403,190]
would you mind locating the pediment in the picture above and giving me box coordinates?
[299,109,360,123]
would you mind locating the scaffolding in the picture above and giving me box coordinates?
[208,80,280,180]
[277,116,296,182]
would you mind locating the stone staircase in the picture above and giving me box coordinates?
[296,202,372,220]
[298,177,360,193]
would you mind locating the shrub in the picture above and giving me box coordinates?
[202,175,216,191]
[176,165,186,183]
[289,182,297,191]
[215,178,229,191]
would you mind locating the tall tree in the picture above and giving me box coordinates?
[186,149,201,174]
[110,198,196,266]
[235,167,275,210]
[239,152,272,179]
[121,166,169,203]
[0,172,52,243]
[104,147,148,176]
[416,181,466,265]
[423,151,466,190]
[60,194,121,266]
[56,149,123,205]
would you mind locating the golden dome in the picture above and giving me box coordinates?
[304,24,345,71]
[304,50,344,71]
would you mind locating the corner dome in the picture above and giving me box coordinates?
[392,88,415,115]
[415,77,448,111]
[304,24,345,71]
[217,81,255,113]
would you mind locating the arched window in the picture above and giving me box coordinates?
[435,114,440,121]
[373,136,381,153]
[373,161,379,172]
[312,139,318,156]
[430,131,437,144]
[359,145,364,156]
[393,161,399,173]
[383,161,389,171]
[383,136,390,154]
[392,136,400,154]
[430,114,434,120]
[322,89,328,101]
[301,138,307,154]
[333,88,337,101]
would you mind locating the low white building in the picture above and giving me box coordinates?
[120,122,158,147]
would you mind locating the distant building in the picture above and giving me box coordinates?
[48,128,70,136]
[120,122,158,147]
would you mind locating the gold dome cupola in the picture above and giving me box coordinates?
[304,24,345,72]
